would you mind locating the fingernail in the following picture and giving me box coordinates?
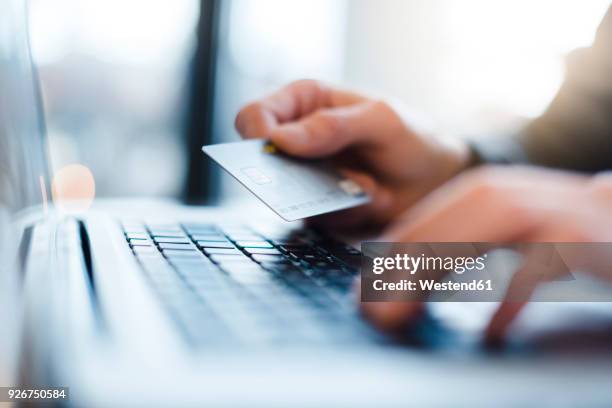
[362,302,424,326]
[483,333,506,350]
[484,323,506,344]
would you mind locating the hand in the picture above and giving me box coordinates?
[360,166,612,339]
[235,79,470,230]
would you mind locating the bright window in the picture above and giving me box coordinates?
[29,0,199,197]
[344,0,610,135]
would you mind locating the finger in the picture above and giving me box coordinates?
[485,301,528,344]
[484,243,564,342]
[484,265,539,342]
[381,167,580,242]
[235,80,366,138]
[360,301,426,332]
[234,103,278,139]
[306,169,393,231]
[335,168,393,223]
[269,100,397,158]
[353,255,425,333]
[383,183,535,243]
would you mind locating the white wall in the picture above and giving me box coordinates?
[344,0,610,136]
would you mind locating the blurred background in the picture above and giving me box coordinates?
[28,0,611,202]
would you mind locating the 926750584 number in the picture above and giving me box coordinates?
[1,387,68,402]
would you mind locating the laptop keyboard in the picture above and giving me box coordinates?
[121,221,381,347]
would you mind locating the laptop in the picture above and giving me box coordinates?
[3,0,612,406]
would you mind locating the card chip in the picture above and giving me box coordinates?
[241,166,272,185]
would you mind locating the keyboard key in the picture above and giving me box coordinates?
[203,248,243,255]
[252,254,287,263]
[330,253,361,268]
[162,250,202,258]
[133,246,156,254]
[273,238,305,246]
[148,226,183,232]
[288,247,323,254]
[196,241,235,249]
[289,251,326,263]
[280,244,311,251]
[259,260,293,269]
[221,260,264,271]
[169,258,214,268]
[148,227,182,233]
[235,241,274,249]
[300,254,320,262]
[191,234,228,241]
[158,243,196,251]
[129,238,152,246]
[322,242,361,254]
[131,243,153,248]
[151,232,187,238]
[126,232,149,240]
[226,234,263,241]
[209,254,251,263]
[262,264,302,275]
[218,262,261,272]
[244,248,283,255]
[154,237,191,244]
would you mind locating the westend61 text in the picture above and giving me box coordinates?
[372,279,493,292]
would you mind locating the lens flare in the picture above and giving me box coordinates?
[51,164,96,214]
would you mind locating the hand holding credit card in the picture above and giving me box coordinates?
[202,140,370,221]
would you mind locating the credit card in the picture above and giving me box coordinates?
[202,140,370,221]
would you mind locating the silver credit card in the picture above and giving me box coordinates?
[202,140,370,221]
